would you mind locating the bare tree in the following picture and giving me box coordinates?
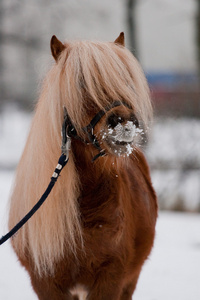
[0,0,5,103]
[197,0,200,76]
[126,0,138,59]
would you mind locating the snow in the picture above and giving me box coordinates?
[0,170,37,300]
[0,105,32,170]
[147,118,200,169]
[106,122,143,144]
[101,121,144,157]
[111,122,136,143]
[147,118,200,211]
[134,212,200,300]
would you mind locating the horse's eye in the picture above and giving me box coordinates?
[107,114,124,128]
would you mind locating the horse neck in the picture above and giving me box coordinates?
[71,139,121,185]
[71,139,131,219]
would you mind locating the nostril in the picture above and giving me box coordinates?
[107,114,124,128]
[134,119,139,127]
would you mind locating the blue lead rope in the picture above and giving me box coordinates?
[0,153,68,246]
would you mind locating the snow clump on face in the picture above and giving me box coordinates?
[112,121,142,143]
[100,120,144,157]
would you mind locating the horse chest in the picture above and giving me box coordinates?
[78,183,125,249]
[81,202,125,242]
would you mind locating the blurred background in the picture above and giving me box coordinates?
[0,0,200,299]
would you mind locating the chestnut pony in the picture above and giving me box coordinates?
[8,33,157,300]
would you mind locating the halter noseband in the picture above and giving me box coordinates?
[62,100,132,162]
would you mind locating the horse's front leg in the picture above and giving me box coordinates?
[32,285,73,300]
[86,268,123,300]
[120,269,142,300]
[30,274,74,300]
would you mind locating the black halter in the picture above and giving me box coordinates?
[61,100,131,161]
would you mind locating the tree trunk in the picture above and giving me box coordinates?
[126,0,138,59]
[197,0,200,76]
[0,2,5,104]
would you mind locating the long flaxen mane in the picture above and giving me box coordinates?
[9,36,152,276]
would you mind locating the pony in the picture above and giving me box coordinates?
[8,32,157,300]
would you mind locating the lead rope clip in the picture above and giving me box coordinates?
[61,134,71,161]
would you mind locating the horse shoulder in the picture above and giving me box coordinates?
[130,149,157,202]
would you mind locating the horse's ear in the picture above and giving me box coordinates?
[50,35,66,61]
[114,32,125,46]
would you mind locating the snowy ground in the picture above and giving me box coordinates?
[147,118,200,212]
[0,107,200,299]
[0,170,200,299]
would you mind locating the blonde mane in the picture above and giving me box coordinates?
[9,39,152,276]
